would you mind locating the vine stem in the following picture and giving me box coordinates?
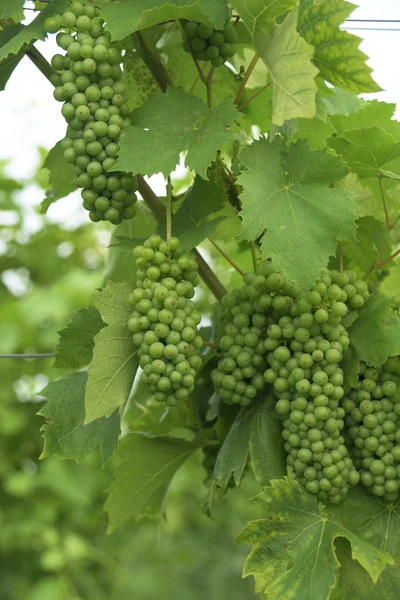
[136,176,227,301]
[206,67,214,110]
[234,53,260,106]
[375,248,400,269]
[208,237,245,276]
[378,175,390,228]
[166,177,172,241]
[237,82,271,112]
[250,241,258,272]
[390,213,400,231]
[203,341,219,349]
[0,353,54,359]
[338,241,343,272]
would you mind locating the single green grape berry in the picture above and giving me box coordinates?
[44,16,60,34]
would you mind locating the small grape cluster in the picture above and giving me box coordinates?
[44,0,137,224]
[342,358,400,501]
[265,269,366,503]
[183,21,237,67]
[128,235,203,407]
[211,265,301,406]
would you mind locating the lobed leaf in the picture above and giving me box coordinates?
[298,0,380,93]
[238,137,356,291]
[39,141,76,213]
[85,281,138,424]
[238,477,393,600]
[112,87,239,179]
[38,372,120,464]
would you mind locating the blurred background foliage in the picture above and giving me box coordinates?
[0,158,260,600]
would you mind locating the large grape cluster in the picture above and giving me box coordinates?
[183,20,237,68]
[342,358,400,501]
[212,264,369,503]
[128,235,203,407]
[44,0,137,224]
[264,269,367,503]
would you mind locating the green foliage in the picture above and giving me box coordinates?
[238,478,393,599]
[237,137,356,290]
[96,0,229,40]
[113,87,238,178]
[0,0,70,61]
[4,1,400,597]
[298,0,380,93]
[38,372,120,463]
[348,295,400,366]
[166,176,227,250]
[54,307,105,370]
[105,433,201,530]
[85,281,138,423]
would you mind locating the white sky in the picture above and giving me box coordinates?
[0,0,399,229]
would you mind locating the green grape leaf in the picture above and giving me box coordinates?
[0,0,70,61]
[211,403,253,494]
[323,87,365,116]
[0,24,24,91]
[337,216,392,276]
[38,372,120,464]
[0,0,24,24]
[238,477,394,600]
[39,141,76,212]
[85,281,138,424]
[249,395,286,486]
[348,295,400,367]
[112,88,239,179]
[328,127,400,179]
[331,486,400,600]
[122,51,159,112]
[159,176,226,250]
[330,100,400,140]
[54,306,105,370]
[294,117,336,150]
[96,0,229,41]
[298,0,380,93]
[235,5,318,125]
[238,137,356,291]
[105,433,200,530]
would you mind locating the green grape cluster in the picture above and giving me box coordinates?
[183,20,237,67]
[211,265,301,406]
[265,269,367,503]
[342,358,400,501]
[128,235,203,407]
[44,0,137,224]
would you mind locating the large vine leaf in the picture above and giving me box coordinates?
[238,137,356,291]
[159,176,226,251]
[238,477,393,600]
[328,127,400,179]
[54,306,105,370]
[0,0,70,61]
[105,433,200,531]
[96,0,229,41]
[249,395,286,486]
[39,141,76,213]
[112,87,238,179]
[234,3,318,125]
[85,281,138,424]
[348,295,400,367]
[331,486,400,599]
[298,0,380,93]
[38,372,120,464]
